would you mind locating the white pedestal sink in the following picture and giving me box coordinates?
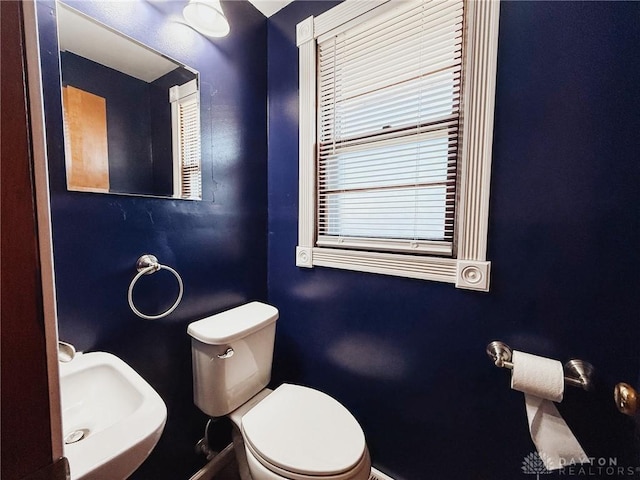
[59,351,167,480]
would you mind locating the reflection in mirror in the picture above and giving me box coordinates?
[56,2,202,200]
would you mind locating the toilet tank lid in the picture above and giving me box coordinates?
[187,302,278,344]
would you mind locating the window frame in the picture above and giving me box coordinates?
[296,0,500,291]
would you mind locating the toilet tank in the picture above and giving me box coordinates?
[187,302,278,417]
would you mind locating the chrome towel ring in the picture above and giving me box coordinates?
[128,254,184,320]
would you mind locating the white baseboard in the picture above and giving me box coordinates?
[370,467,395,480]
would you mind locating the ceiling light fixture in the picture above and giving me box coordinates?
[183,0,230,38]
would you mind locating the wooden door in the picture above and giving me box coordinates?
[62,85,109,191]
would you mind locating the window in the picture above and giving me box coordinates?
[170,79,202,200]
[296,0,500,291]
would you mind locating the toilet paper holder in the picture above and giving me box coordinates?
[486,341,594,391]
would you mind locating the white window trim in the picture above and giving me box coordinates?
[296,0,500,292]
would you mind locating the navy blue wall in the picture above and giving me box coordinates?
[39,0,267,477]
[267,2,640,479]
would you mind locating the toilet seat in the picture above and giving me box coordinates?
[241,384,367,478]
[244,442,371,480]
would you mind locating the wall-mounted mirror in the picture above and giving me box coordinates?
[56,2,202,200]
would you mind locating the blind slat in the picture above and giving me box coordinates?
[177,92,202,199]
[320,0,464,61]
[317,0,463,247]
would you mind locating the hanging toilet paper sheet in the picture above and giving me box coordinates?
[511,350,588,470]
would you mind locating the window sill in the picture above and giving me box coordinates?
[296,246,491,291]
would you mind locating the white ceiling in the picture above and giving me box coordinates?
[57,0,296,82]
[57,3,179,83]
[247,0,295,17]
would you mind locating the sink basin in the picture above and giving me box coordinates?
[59,352,167,480]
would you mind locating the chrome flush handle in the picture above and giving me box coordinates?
[217,347,234,359]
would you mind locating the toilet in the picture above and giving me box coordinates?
[187,302,371,480]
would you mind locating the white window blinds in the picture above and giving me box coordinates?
[316,0,464,256]
[170,79,202,200]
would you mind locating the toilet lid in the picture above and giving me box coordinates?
[241,384,366,476]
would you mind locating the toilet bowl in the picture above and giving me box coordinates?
[187,302,371,480]
[233,384,370,480]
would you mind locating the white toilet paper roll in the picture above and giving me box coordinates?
[510,350,587,471]
[525,395,588,470]
[511,350,564,402]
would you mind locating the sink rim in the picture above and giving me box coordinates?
[59,351,167,480]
